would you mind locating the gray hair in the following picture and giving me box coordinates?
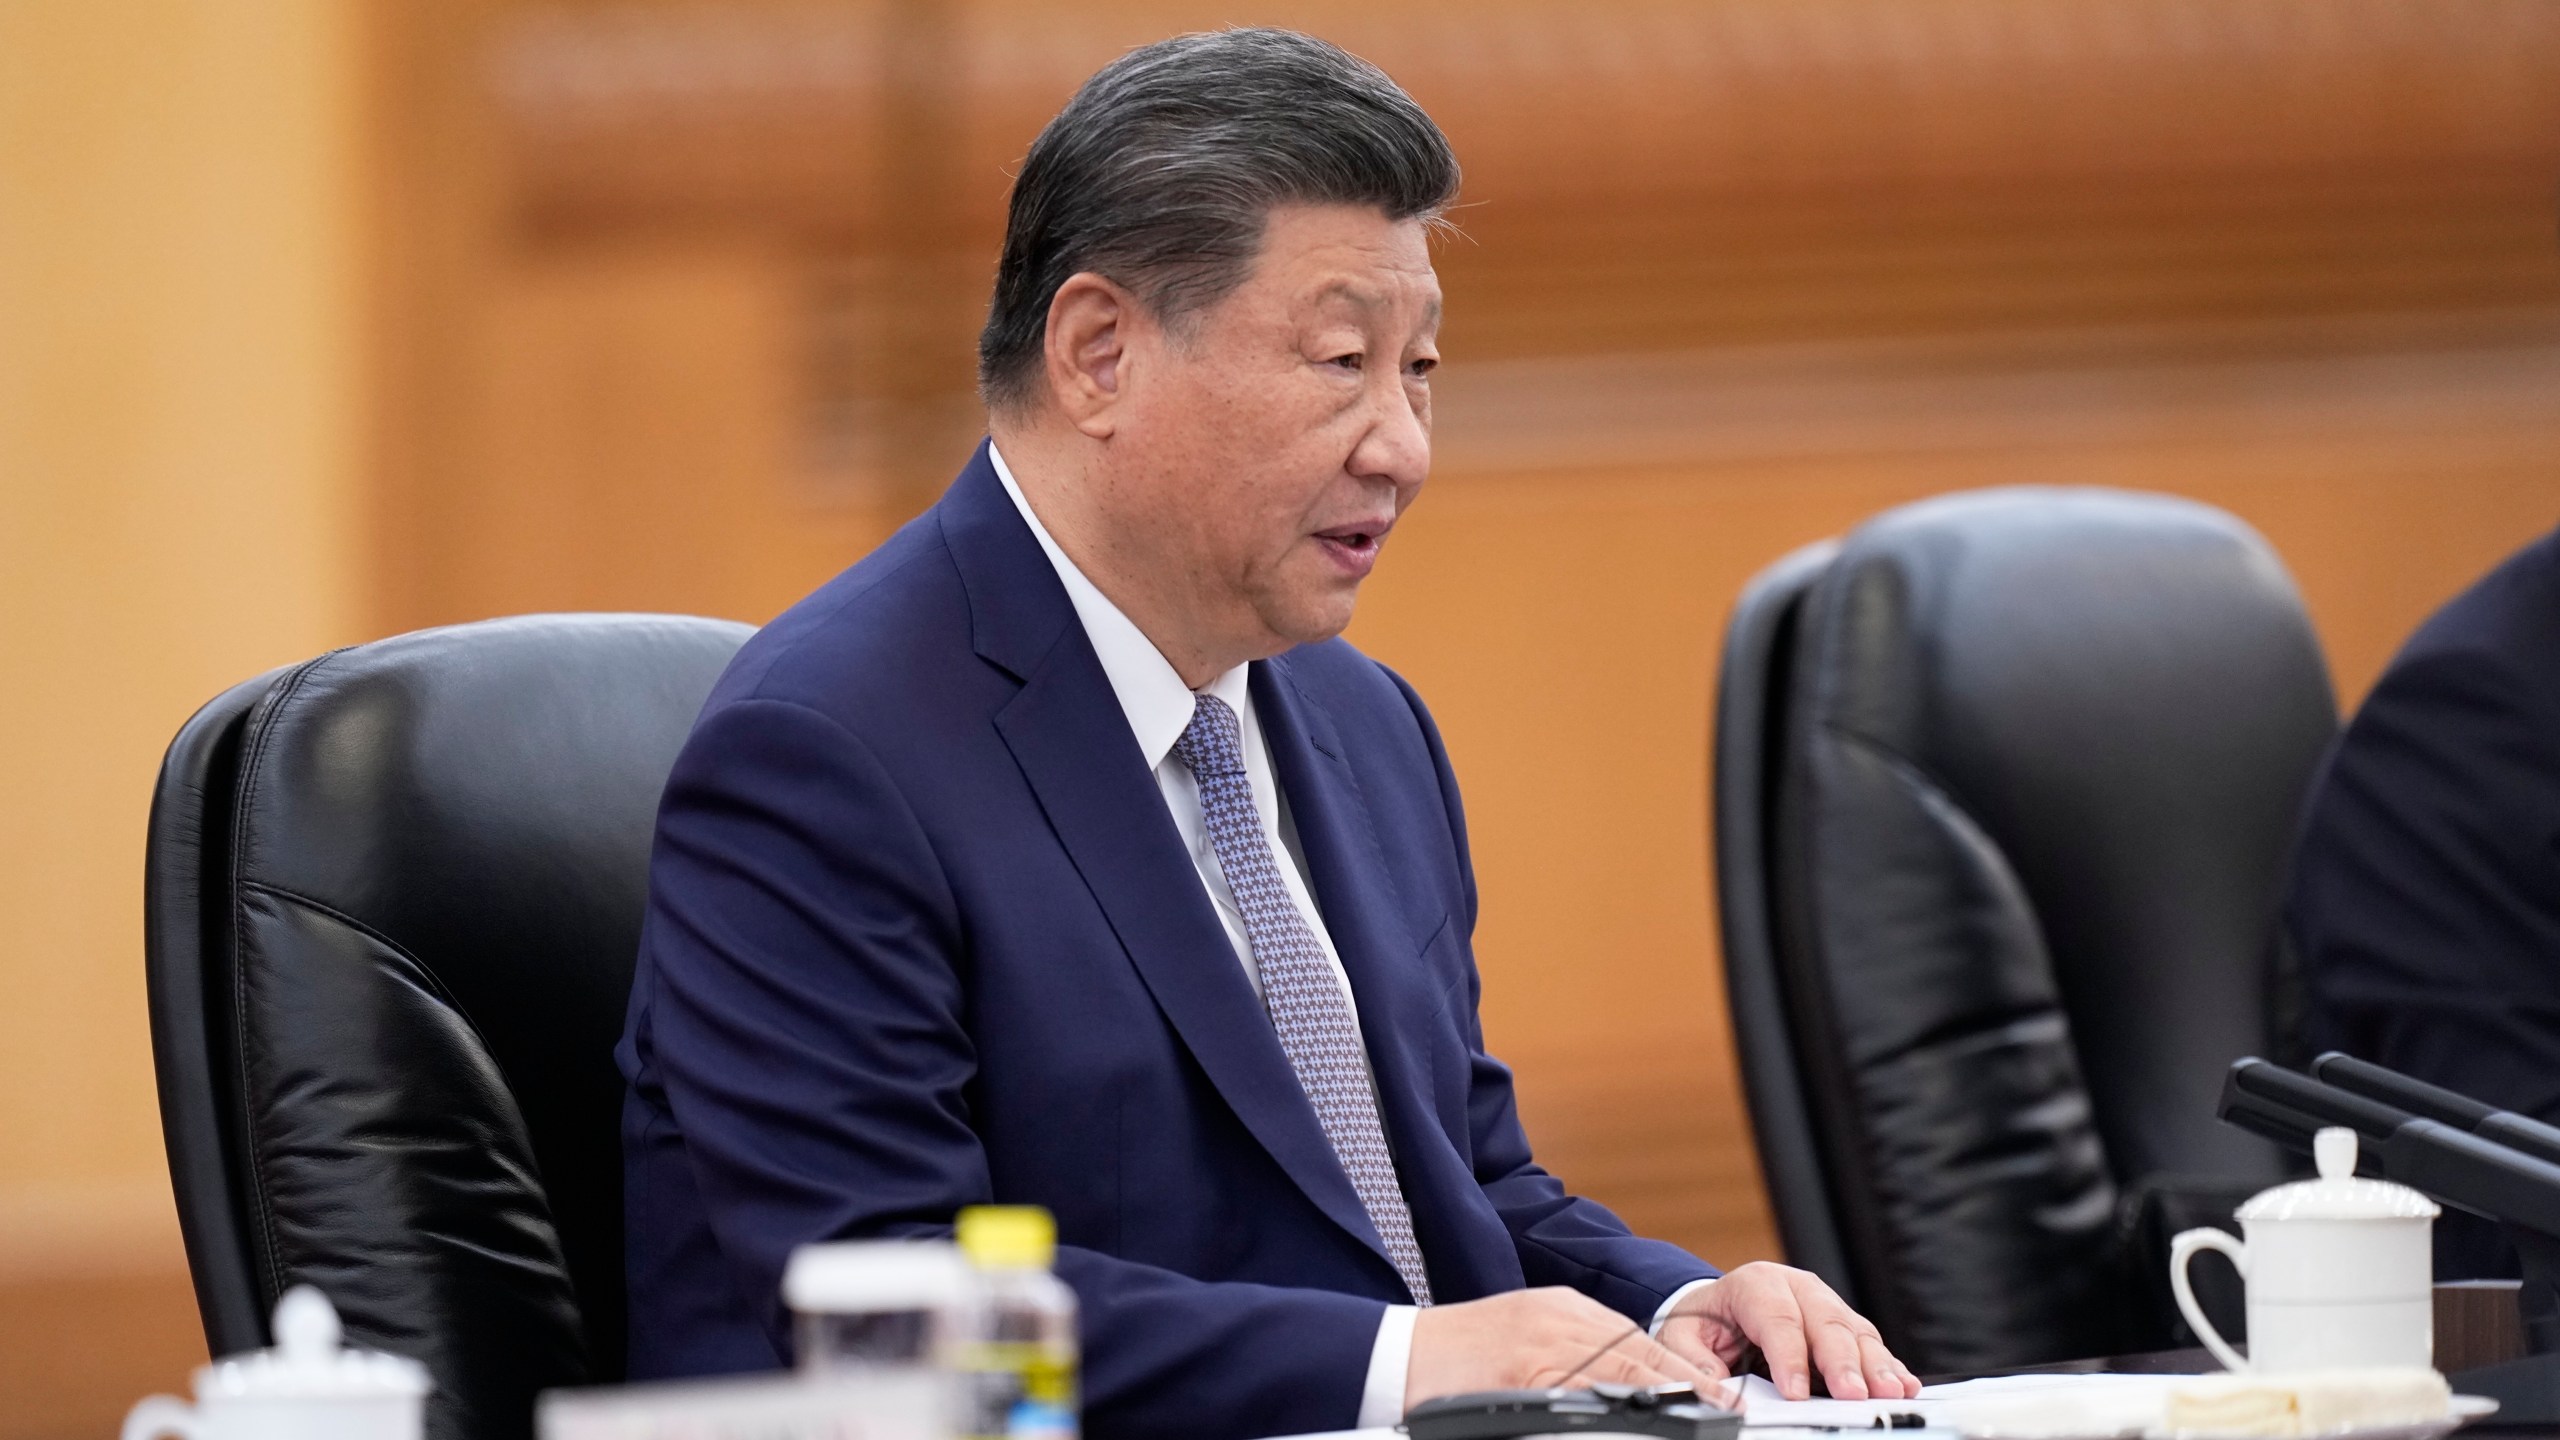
[977,28,1460,410]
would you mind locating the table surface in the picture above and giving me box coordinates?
[1277,1348,2560,1440]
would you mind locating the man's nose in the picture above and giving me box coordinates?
[1352,376,1431,491]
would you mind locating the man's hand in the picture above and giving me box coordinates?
[1656,1262,1919,1401]
[1405,1287,1724,1410]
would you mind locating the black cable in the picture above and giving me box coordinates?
[1558,1319,1649,1388]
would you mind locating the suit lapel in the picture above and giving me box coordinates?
[939,448,1395,1272]
[1255,655,1516,1297]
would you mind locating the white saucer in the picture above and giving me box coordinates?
[1938,1389,2497,1440]
[2214,1394,2501,1440]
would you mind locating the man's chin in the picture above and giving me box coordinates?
[1257,594,1360,652]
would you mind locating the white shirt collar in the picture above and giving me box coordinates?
[988,442,1251,769]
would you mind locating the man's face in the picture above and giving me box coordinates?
[1105,203,1440,660]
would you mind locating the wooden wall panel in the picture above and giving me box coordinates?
[497,1,2560,234]
[464,0,2560,502]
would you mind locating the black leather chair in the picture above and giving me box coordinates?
[144,614,753,1440]
[1712,488,2337,1373]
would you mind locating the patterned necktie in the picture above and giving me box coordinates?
[1171,692,1434,1305]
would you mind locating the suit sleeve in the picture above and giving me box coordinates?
[1379,670,1722,1321]
[2293,643,2560,1118]
[633,696,1385,1440]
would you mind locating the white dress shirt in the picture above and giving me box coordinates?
[990,444,1707,1423]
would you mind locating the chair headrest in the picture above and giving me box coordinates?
[224,612,752,1439]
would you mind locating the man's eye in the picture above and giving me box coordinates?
[1409,358,1437,378]
[1327,353,1364,372]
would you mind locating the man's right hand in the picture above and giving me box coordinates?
[1404,1287,1725,1410]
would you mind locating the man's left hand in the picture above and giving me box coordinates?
[1655,1261,1920,1402]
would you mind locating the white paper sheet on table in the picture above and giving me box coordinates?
[1739,1370,2204,1432]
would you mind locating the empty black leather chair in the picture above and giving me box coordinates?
[145,614,753,1440]
[1713,489,2336,1373]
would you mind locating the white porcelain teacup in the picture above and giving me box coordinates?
[2171,1127,2438,1374]
[123,1287,430,1440]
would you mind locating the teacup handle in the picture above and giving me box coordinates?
[2171,1227,2252,1374]
[122,1396,202,1440]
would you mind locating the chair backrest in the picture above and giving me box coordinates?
[1711,539,1848,1292]
[145,614,753,1440]
[1712,488,2336,1373]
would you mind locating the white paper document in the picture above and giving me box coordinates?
[1740,1370,2204,1436]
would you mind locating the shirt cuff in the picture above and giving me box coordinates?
[1650,1277,1718,1336]
[1357,1304,1420,1427]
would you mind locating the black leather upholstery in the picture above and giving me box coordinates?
[145,614,753,1440]
[1712,539,1846,1292]
[1712,489,2336,1373]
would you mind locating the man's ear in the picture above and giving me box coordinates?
[1042,272,1135,439]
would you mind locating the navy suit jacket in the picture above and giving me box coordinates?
[2290,524,2560,1277]
[618,445,1717,1438]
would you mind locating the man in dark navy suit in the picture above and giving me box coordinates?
[2289,524,2560,1278]
[617,29,1912,1438]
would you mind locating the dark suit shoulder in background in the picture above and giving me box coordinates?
[2289,526,2560,1276]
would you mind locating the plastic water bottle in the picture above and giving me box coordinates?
[955,1206,1078,1440]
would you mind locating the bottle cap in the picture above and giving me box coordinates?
[783,1239,974,1314]
[957,1206,1056,1269]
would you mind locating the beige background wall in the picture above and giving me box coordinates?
[0,2,365,1430]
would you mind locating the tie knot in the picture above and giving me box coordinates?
[1172,693,1247,779]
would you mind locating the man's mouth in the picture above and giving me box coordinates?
[1313,521,1392,576]
[1315,520,1392,555]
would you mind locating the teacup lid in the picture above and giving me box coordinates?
[195,1287,432,1402]
[2236,1127,2440,1222]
